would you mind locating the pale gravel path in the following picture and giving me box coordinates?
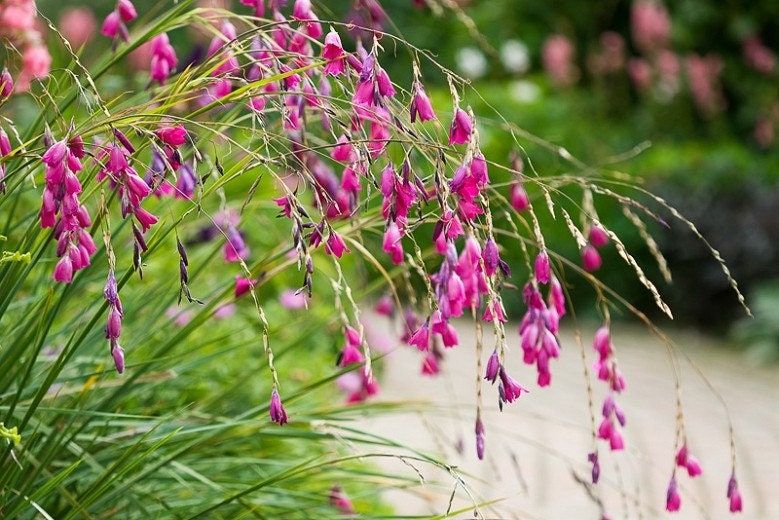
[356,315,779,520]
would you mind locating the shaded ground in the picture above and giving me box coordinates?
[356,316,778,519]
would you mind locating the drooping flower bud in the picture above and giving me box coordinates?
[666,475,681,512]
[269,388,288,425]
[534,251,551,284]
[117,0,137,23]
[475,417,485,460]
[727,473,743,513]
[509,181,529,211]
[0,68,13,98]
[589,224,610,248]
[582,244,602,272]
[588,451,601,483]
[484,349,500,383]
[449,108,473,145]
[410,83,436,122]
[111,342,126,374]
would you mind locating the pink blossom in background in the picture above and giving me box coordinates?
[0,0,37,33]
[128,41,154,70]
[628,57,653,92]
[336,372,362,395]
[166,307,193,327]
[542,34,579,87]
[743,36,776,76]
[214,302,236,320]
[588,31,625,76]
[631,0,671,54]
[59,7,97,48]
[279,289,308,309]
[655,49,680,98]
[362,318,393,354]
[685,53,725,116]
[17,44,51,92]
[753,116,775,149]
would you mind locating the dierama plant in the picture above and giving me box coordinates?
[0,0,750,517]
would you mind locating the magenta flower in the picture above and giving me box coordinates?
[666,475,681,512]
[534,251,551,284]
[117,0,137,22]
[331,135,356,163]
[239,0,265,16]
[0,68,13,98]
[150,33,178,84]
[498,367,527,404]
[329,485,355,514]
[156,125,188,147]
[53,256,74,283]
[338,326,364,366]
[588,225,609,248]
[234,276,256,298]
[325,231,349,258]
[448,108,472,145]
[408,322,430,351]
[421,353,439,376]
[322,29,346,76]
[382,221,404,265]
[484,349,500,383]
[269,388,288,425]
[675,444,703,478]
[101,11,121,39]
[410,83,436,122]
[727,473,743,513]
[582,244,602,272]
[509,181,529,212]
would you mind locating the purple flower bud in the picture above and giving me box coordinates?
[269,388,288,425]
[534,251,551,284]
[582,244,602,272]
[666,475,681,512]
[410,84,436,122]
[111,343,126,374]
[727,473,743,512]
[106,307,122,339]
[0,68,13,98]
[117,0,138,22]
[449,108,473,145]
[484,349,500,383]
[588,452,601,483]
[483,238,499,276]
[475,417,485,460]
[589,225,609,248]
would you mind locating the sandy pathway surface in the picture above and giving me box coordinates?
[355,316,779,519]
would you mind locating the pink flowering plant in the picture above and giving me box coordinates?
[0,0,752,517]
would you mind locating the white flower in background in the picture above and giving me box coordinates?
[456,46,488,79]
[510,80,541,103]
[501,39,530,74]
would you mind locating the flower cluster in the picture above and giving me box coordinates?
[0,0,51,91]
[592,325,627,451]
[101,0,137,42]
[103,271,125,374]
[40,137,96,284]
